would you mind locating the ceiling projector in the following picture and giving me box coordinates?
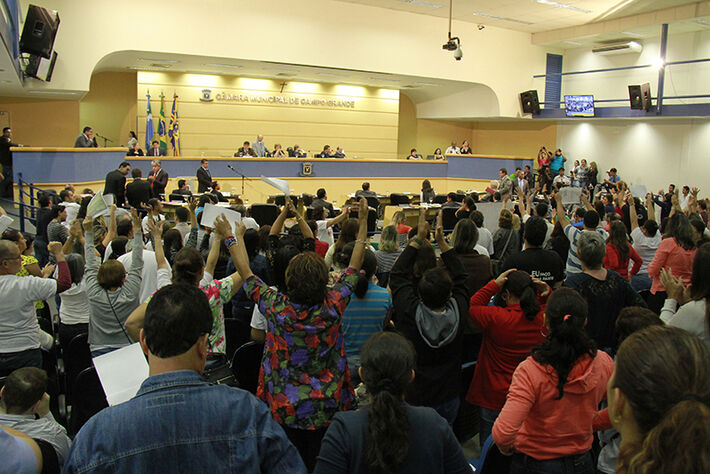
[442,39,458,51]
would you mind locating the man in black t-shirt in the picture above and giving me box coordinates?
[501,216,565,287]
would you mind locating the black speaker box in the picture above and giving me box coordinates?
[520,90,540,115]
[20,5,60,59]
[629,83,651,111]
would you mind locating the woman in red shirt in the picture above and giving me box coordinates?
[493,288,613,474]
[604,221,642,280]
[467,269,550,446]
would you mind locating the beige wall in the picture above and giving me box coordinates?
[136,72,399,159]
[80,72,138,147]
[471,121,557,159]
[0,97,79,146]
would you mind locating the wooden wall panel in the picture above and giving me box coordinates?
[136,72,399,159]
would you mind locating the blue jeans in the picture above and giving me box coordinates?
[479,407,501,447]
[431,396,460,427]
[510,451,594,474]
[630,273,652,293]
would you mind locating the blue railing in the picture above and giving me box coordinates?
[0,173,58,233]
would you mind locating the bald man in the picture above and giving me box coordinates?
[253,134,268,157]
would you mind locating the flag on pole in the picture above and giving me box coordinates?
[168,93,181,156]
[145,92,155,150]
[158,92,167,155]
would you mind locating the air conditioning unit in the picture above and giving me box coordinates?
[592,41,642,56]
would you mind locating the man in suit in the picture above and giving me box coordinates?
[196,159,212,193]
[292,145,306,158]
[355,182,376,198]
[320,145,334,158]
[74,127,98,148]
[104,161,131,207]
[514,168,529,195]
[312,188,334,216]
[148,159,168,199]
[0,127,20,199]
[253,134,268,157]
[125,168,152,210]
[146,140,166,157]
[234,141,256,157]
[333,146,345,158]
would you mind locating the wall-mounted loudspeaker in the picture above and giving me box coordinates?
[628,83,651,111]
[19,5,60,59]
[520,90,540,115]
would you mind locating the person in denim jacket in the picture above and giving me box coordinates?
[64,284,305,473]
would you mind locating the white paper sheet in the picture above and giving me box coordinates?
[261,176,289,195]
[0,214,13,234]
[199,203,241,233]
[86,190,108,218]
[93,343,150,406]
[629,184,647,199]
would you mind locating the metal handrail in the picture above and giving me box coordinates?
[9,174,59,233]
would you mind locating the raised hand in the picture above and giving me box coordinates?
[187,197,197,213]
[494,268,516,288]
[358,198,367,221]
[130,207,141,227]
[235,221,247,238]
[435,210,444,243]
[69,219,83,238]
[41,263,55,278]
[146,217,162,239]
[660,268,688,304]
[417,206,429,240]
[47,241,63,255]
[82,216,93,232]
[213,214,232,238]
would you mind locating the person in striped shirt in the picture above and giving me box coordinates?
[553,191,608,274]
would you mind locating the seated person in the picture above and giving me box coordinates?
[320,145,334,158]
[292,144,306,158]
[234,141,256,157]
[455,197,476,219]
[65,284,305,473]
[126,142,144,156]
[0,368,71,467]
[407,148,421,160]
[354,182,376,198]
[172,179,192,196]
[1,425,43,473]
[333,146,345,158]
[314,332,470,473]
[312,188,334,216]
[272,143,287,158]
[442,192,461,208]
[210,181,229,202]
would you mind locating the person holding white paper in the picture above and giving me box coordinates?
[64,284,306,473]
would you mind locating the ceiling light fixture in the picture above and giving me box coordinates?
[397,0,443,8]
[473,12,533,25]
[203,63,243,69]
[533,0,591,14]
[137,58,179,64]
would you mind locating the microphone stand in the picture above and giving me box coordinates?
[226,164,247,197]
[95,133,113,148]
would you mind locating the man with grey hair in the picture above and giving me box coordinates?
[253,134,268,157]
[148,159,168,199]
[563,231,645,351]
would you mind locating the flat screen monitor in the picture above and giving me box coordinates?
[564,95,595,117]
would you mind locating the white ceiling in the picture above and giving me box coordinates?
[335,0,703,33]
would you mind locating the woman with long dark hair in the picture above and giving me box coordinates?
[647,212,697,313]
[324,218,359,270]
[467,269,548,446]
[659,242,710,345]
[493,288,612,473]
[314,332,470,473]
[611,326,710,473]
[604,221,642,280]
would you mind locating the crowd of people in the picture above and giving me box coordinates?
[1,149,709,473]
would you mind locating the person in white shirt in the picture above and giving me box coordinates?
[0,240,71,376]
[0,367,72,466]
[679,185,690,211]
[553,168,571,188]
[314,205,351,247]
[519,195,555,247]
[628,193,661,293]
[470,210,495,256]
[57,253,91,352]
[445,141,460,155]
[59,189,80,227]
[141,198,165,235]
